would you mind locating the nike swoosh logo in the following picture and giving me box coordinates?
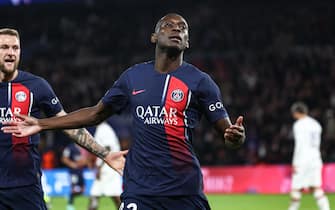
[132,89,146,95]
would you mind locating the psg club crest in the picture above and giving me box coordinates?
[15,91,27,102]
[171,89,184,102]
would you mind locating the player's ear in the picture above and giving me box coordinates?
[185,33,190,49]
[151,33,158,44]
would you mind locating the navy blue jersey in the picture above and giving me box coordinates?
[102,61,228,196]
[62,143,84,175]
[0,70,63,187]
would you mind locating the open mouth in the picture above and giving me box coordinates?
[169,36,182,42]
[4,58,15,64]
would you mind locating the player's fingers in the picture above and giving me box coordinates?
[235,116,243,126]
[1,126,18,133]
[1,121,19,125]
[228,125,244,132]
[120,150,128,156]
[14,112,27,119]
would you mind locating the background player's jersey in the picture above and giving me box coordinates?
[94,121,121,176]
[292,116,322,167]
[102,61,228,196]
[62,143,84,175]
[0,70,62,187]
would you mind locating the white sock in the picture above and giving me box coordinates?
[314,189,330,210]
[289,190,301,210]
[288,200,300,210]
[316,196,330,210]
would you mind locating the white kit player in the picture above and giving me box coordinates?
[88,122,123,210]
[288,102,330,210]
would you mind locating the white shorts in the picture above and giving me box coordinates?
[90,173,123,197]
[292,164,322,190]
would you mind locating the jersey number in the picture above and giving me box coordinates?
[119,202,138,210]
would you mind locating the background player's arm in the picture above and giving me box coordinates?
[214,116,245,149]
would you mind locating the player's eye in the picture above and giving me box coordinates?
[162,22,173,28]
[0,45,9,49]
[179,24,187,30]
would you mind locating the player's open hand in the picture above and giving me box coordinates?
[1,113,42,137]
[224,116,245,148]
[104,150,128,176]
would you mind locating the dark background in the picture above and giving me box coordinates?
[1,0,334,167]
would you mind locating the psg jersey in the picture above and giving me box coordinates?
[0,70,63,187]
[102,61,228,196]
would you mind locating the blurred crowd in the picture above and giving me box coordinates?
[1,0,334,167]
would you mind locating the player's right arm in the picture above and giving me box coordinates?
[2,100,112,136]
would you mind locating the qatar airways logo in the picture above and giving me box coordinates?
[136,105,178,125]
[0,107,22,122]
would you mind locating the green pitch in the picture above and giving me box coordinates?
[50,194,335,210]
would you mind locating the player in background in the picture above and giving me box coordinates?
[88,121,122,210]
[2,14,245,210]
[61,143,87,210]
[288,102,330,210]
[0,28,127,209]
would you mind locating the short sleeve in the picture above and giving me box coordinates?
[37,78,63,117]
[197,74,228,123]
[101,71,129,114]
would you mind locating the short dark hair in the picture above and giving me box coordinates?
[154,13,185,33]
[291,102,308,114]
[0,28,20,39]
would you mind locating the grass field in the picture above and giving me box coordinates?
[50,193,335,210]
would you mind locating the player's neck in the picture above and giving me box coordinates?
[155,48,183,73]
[0,69,18,82]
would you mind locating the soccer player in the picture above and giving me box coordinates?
[2,14,245,210]
[288,102,330,210]
[0,28,127,209]
[62,143,87,210]
[88,121,122,210]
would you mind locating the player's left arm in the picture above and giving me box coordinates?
[197,74,245,149]
[214,116,245,149]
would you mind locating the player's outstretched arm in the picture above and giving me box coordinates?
[215,116,245,149]
[2,101,112,137]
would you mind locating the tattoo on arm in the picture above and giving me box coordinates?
[63,128,108,159]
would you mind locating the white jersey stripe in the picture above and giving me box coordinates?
[7,83,11,106]
[183,90,192,140]
[161,74,171,104]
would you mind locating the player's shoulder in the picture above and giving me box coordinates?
[183,61,209,78]
[126,61,154,72]
[97,121,113,131]
[296,116,321,128]
[17,70,50,85]
[307,116,322,128]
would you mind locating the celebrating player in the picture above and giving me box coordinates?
[0,28,127,209]
[2,14,245,209]
[288,102,330,210]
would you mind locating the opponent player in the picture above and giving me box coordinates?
[62,143,87,210]
[88,121,122,210]
[2,14,245,210]
[0,28,127,209]
[288,102,330,210]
